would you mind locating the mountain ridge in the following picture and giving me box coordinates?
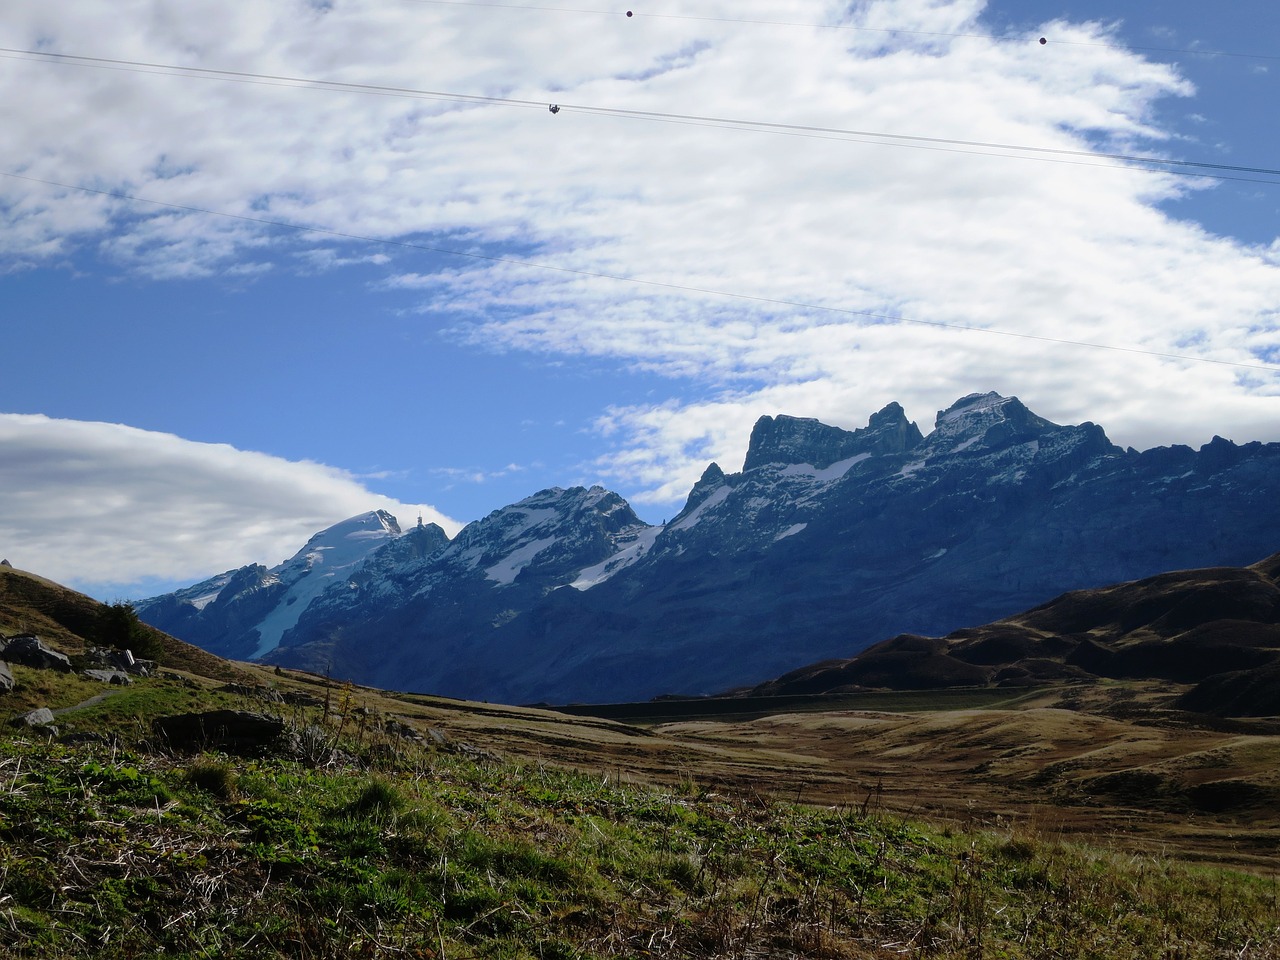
[136,393,1280,703]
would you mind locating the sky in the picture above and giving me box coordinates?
[2,0,1278,600]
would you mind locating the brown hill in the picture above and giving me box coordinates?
[750,551,1280,716]
[0,564,245,681]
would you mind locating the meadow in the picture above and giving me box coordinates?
[3,662,1279,958]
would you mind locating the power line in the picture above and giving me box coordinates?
[3,46,1278,184]
[4,169,1277,375]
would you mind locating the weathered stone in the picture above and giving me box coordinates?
[152,710,286,755]
[82,668,132,686]
[0,660,12,694]
[281,691,323,707]
[11,707,57,736]
[83,647,156,676]
[383,718,422,741]
[1,635,72,672]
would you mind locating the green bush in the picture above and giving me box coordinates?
[95,602,162,661]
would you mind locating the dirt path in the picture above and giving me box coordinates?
[52,688,127,716]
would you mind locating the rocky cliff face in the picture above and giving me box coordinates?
[139,394,1280,704]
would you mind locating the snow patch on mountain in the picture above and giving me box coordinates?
[780,452,871,482]
[248,511,402,658]
[571,525,663,590]
[486,536,560,585]
[670,485,731,531]
[144,571,235,612]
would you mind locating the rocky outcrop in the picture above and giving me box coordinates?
[0,660,12,694]
[742,405,924,471]
[0,635,72,672]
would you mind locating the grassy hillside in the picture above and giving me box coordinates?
[5,564,1280,956]
[1,564,246,681]
[3,690,1279,959]
[747,552,1280,716]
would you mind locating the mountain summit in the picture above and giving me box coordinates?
[135,510,403,661]
[742,403,923,472]
[138,394,1280,703]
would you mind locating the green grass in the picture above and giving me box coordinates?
[2,721,1279,959]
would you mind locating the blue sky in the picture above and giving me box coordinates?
[2,0,1278,599]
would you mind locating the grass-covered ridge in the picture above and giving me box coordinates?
[3,722,1279,959]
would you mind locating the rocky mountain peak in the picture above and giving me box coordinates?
[139,394,1280,705]
[444,485,650,588]
[742,404,922,473]
[925,392,1054,453]
[863,401,925,454]
[672,462,728,523]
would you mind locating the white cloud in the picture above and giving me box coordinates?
[0,414,461,596]
[2,0,1279,520]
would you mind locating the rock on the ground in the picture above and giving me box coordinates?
[152,710,286,755]
[81,669,133,685]
[1,635,72,672]
[11,707,57,736]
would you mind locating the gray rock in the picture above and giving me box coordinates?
[281,690,323,707]
[383,718,422,741]
[11,707,57,736]
[0,660,12,694]
[82,647,157,676]
[81,669,132,686]
[1,635,72,673]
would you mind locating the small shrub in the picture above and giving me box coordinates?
[346,777,406,820]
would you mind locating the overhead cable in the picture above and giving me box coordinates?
[2,46,1278,184]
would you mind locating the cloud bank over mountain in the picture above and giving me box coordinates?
[0,414,459,596]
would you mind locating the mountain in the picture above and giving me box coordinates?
[135,510,406,661]
[746,552,1280,716]
[137,392,1280,704]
